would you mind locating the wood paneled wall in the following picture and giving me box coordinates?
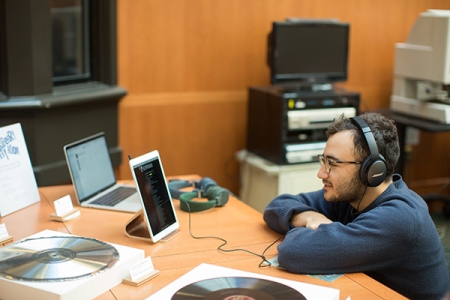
[117,0,450,196]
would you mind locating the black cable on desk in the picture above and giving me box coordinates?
[175,198,284,268]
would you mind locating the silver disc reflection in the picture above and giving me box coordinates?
[0,236,119,282]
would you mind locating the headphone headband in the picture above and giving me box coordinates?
[350,116,381,160]
[168,180,194,199]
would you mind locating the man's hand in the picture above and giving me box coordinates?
[290,211,332,230]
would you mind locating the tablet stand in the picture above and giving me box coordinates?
[125,211,180,243]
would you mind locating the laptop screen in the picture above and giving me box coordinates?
[65,133,116,202]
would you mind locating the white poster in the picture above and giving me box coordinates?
[0,123,40,216]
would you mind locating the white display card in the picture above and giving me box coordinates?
[129,256,155,282]
[54,195,74,216]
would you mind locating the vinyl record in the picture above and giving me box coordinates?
[0,236,119,282]
[171,276,307,300]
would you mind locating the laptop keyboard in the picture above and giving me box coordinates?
[91,186,136,207]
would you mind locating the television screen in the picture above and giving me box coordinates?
[268,20,350,87]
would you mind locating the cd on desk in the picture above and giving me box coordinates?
[171,276,306,300]
[0,236,119,282]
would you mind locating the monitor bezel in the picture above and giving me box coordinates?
[268,20,350,87]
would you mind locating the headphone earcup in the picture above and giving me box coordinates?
[359,155,387,187]
[350,116,387,187]
[198,177,217,191]
[205,186,229,207]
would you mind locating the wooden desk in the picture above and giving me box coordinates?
[0,177,406,300]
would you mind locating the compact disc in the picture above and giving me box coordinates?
[0,236,119,282]
[171,276,306,300]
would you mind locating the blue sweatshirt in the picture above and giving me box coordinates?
[263,175,450,300]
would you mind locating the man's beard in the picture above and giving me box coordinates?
[325,173,366,204]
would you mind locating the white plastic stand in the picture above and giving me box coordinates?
[50,208,81,222]
[0,235,13,247]
[122,269,160,287]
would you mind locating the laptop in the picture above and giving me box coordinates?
[63,132,141,213]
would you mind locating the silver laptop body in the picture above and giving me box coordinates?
[63,132,141,213]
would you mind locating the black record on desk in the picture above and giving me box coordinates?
[171,276,306,300]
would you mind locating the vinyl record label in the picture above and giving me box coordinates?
[171,276,307,300]
[0,236,119,282]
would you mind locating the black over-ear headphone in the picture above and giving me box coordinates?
[168,177,229,212]
[350,116,387,187]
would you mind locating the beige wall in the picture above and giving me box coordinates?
[117,0,450,196]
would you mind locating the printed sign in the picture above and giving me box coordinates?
[0,123,40,216]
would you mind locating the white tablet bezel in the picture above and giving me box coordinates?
[129,150,179,243]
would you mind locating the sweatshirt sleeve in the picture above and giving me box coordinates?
[263,189,337,234]
[276,200,416,275]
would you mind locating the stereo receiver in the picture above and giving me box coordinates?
[246,85,360,165]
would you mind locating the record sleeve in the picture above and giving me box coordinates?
[171,276,306,300]
[0,235,119,282]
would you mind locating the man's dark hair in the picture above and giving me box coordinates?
[326,112,400,179]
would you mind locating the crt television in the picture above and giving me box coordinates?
[267,20,350,87]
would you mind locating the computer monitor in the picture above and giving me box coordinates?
[267,19,350,89]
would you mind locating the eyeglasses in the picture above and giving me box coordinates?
[317,154,361,174]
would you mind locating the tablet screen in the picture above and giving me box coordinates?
[130,151,179,242]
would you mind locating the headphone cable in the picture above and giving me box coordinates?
[176,198,284,268]
[356,184,369,213]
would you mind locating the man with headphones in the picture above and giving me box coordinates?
[263,112,450,300]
